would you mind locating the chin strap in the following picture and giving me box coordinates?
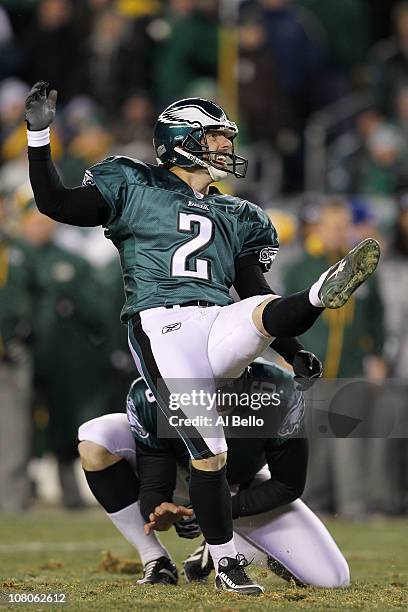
[207,165,228,181]
[174,146,228,182]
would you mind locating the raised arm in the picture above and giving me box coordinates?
[26,81,109,227]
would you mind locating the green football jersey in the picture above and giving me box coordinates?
[87,157,279,321]
[125,361,304,452]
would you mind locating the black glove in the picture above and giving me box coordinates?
[292,350,322,391]
[174,506,201,539]
[25,81,58,131]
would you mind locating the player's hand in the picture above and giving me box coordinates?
[25,81,58,131]
[174,505,201,539]
[144,502,194,534]
[293,350,322,391]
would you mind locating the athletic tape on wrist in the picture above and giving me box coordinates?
[27,127,50,147]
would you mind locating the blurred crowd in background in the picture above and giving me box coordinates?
[1,0,408,519]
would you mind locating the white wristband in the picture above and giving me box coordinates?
[27,127,50,147]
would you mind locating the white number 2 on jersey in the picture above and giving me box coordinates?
[171,212,214,280]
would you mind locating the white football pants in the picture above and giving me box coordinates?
[128,296,277,458]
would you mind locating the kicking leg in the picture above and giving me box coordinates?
[254,238,380,338]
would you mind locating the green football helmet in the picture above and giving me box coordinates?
[153,98,248,180]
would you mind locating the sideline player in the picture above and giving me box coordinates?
[26,82,378,594]
[78,360,350,588]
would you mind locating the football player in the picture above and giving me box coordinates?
[78,359,350,588]
[26,82,377,594]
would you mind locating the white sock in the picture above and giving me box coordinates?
[208,538,238,574]
[107,501,170,565]
[308,268,329,308]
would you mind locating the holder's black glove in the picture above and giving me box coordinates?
[174,505,201,539]
[25,81,58,131]
[293,350,322,391]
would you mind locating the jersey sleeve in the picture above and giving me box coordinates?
[238,205,279,272]
[126,378,165,450]
[256,362,305,443]
[231,438,308,518]
[84,157,128,225]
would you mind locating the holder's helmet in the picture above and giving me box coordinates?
[153,98,247,181]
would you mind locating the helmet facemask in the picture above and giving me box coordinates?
[173,124,248,180]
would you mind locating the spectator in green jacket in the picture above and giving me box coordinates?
[0,193,35,513]
[20,203,110,508]
[282,199,386,517]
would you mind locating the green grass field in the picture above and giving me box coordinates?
[0,508,407,611]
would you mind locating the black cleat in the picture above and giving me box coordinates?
[136,556,178,585]
[183,540,214,583]
[215,554,264,595]
[318,238,380,309]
